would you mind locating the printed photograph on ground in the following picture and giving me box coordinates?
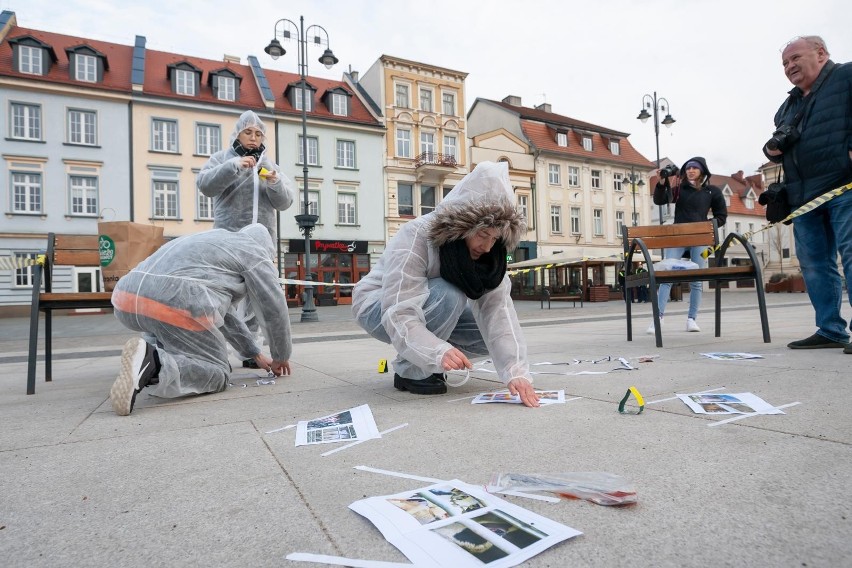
[433,522,510,564]
[678,392,785,416]
[472,510,548,549]
[388,497,450,525]
[472,390,565,405]
[295,404,381,446]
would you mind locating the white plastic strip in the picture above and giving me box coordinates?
[321,423,408,457]
[647,387,726,405]
[286,552,417,567]
[265,424,295,434]
[280,278,357,287]
[708,401,801,427]
[353,465,444,484]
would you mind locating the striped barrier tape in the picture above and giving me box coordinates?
[0,255,45,270]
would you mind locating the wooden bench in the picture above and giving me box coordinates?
[540,288,583,308]
[27,233,113,394]
[622,220,770,348]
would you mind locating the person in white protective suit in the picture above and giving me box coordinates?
[196,110,296,369]
[108,224,292,416]
[352,161,540,407]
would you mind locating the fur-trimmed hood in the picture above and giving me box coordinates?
[428,161,526,250]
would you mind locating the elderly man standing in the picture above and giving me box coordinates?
[763,36,852,352]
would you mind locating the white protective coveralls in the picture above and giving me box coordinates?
[196,110,296,242]
[352,161,532,384]
[112,224,292,397]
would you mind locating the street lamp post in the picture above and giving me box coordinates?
[624,167,645,226]
[636,92,675,224]
[265,16,338,323]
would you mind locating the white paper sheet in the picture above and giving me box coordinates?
[471,390,565,405]
[295,404,381,446]
[349,480,581,568]
[677,392,785,415]
[700,352,764,360]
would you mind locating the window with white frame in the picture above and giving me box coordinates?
[75,53,97,82]
[420,132,435,159]
[550,205,562,234]
[396,128,412,158]
[518,194,528,221]
[153,180,179,219]
[557,132,568,147]
[420,88,433,112]
[548,163,561,185]
[570,207,581,234]
[68,109,96,145]
[303,190,320,217]
[443,135,457,160]
[735,222,741,233]
[568,166,579,186]
[748,222,755,236]
[298,135,319,165]
[294,87,313,111]
[632,210,639,226]
[398,183,414,216]
[331,93,348,116]
[610,140,620,155]
[152,119,178,152]
[420,185,436,216]
[197,189,214,220]
[11,103,41,140]
[745,195,755,209]
[337,192,356,224]
[613,173,624,191]
[442,92,455,115]
[12,172,42,213]
[217,76,236,101]
[591,169,602,189]
[69,175,98,215]
[582,137,592,151]
[196,124,221,156]
[616,211,625,237]
[14,252,38,287]
[593,209,603,236]
[336,140,355,169]
[19,45,43,75]
[175,69,195,96]
[395,84,409,107]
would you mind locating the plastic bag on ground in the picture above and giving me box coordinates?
[487,472,637,506]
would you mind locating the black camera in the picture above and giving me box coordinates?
[758,182,792,224]
[765,125,800,152]
[659,165,679,178]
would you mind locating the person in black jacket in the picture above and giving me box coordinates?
[763,36,852,352]
[647,157,727,335]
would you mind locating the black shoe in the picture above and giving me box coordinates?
[393,373,447,395]
[844,344,852,354]
[787,333,848,350]
[110,338,161,416]
[242,358,260,369]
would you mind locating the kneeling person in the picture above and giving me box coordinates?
[352,162,540,407]
[109,224,292,415]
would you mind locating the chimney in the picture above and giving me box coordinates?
[731,170,745,182]
[535,102,552,113]
[502,95,522,106]
[350,70,359,83]
[223,54,240,64]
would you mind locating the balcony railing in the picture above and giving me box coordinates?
[414,152,457,168]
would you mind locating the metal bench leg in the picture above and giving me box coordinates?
[26,266,42,395]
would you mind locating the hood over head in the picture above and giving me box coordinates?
[428,161,527,250]
[230,110,267,144]
[240,223,275,259]
[679,156,711,178]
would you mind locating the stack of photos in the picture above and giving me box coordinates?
[349,480,581,567]
[295,404,380,446]
[472,390,565,405]
[677,392,785,415]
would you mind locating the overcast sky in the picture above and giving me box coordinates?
[5,0,850,177]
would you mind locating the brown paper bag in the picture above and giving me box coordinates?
[98,221,165,291]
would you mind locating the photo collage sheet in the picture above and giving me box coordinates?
[472,389,565,405]
[678,392,784,415]
[295,404,380,446]
[349,480,581,568]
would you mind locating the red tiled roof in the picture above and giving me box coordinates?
[0,26,133,92]
[488,98,627,136]
[521,120,655,168]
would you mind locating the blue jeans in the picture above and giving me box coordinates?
[793,188,852,343]
[356,278,488,380]
[656,246,708,320]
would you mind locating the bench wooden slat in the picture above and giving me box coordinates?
[54,234,101,250]
[54,250,101,266]
[40,292,113,302]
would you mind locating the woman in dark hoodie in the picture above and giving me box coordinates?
[648,157,728,334]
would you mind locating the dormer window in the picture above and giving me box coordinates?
[583,136,593,151]
[9,35,57,76]
[610,140,620,155]
[209,68,242,102]
[323,87,352,117]
[66,45,109,83]
[557,132,568,147]
[287,82,317,112]
[167,61,201,97]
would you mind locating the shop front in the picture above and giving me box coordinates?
[285,239,371,306]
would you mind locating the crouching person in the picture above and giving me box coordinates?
[352,161,540,407]
[109,224,292,416]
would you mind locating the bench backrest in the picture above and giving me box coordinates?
[623,220,718,253]
[44,233,102,291]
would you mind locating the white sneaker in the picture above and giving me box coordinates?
[646,316,663,335]
[686,318,701,332]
